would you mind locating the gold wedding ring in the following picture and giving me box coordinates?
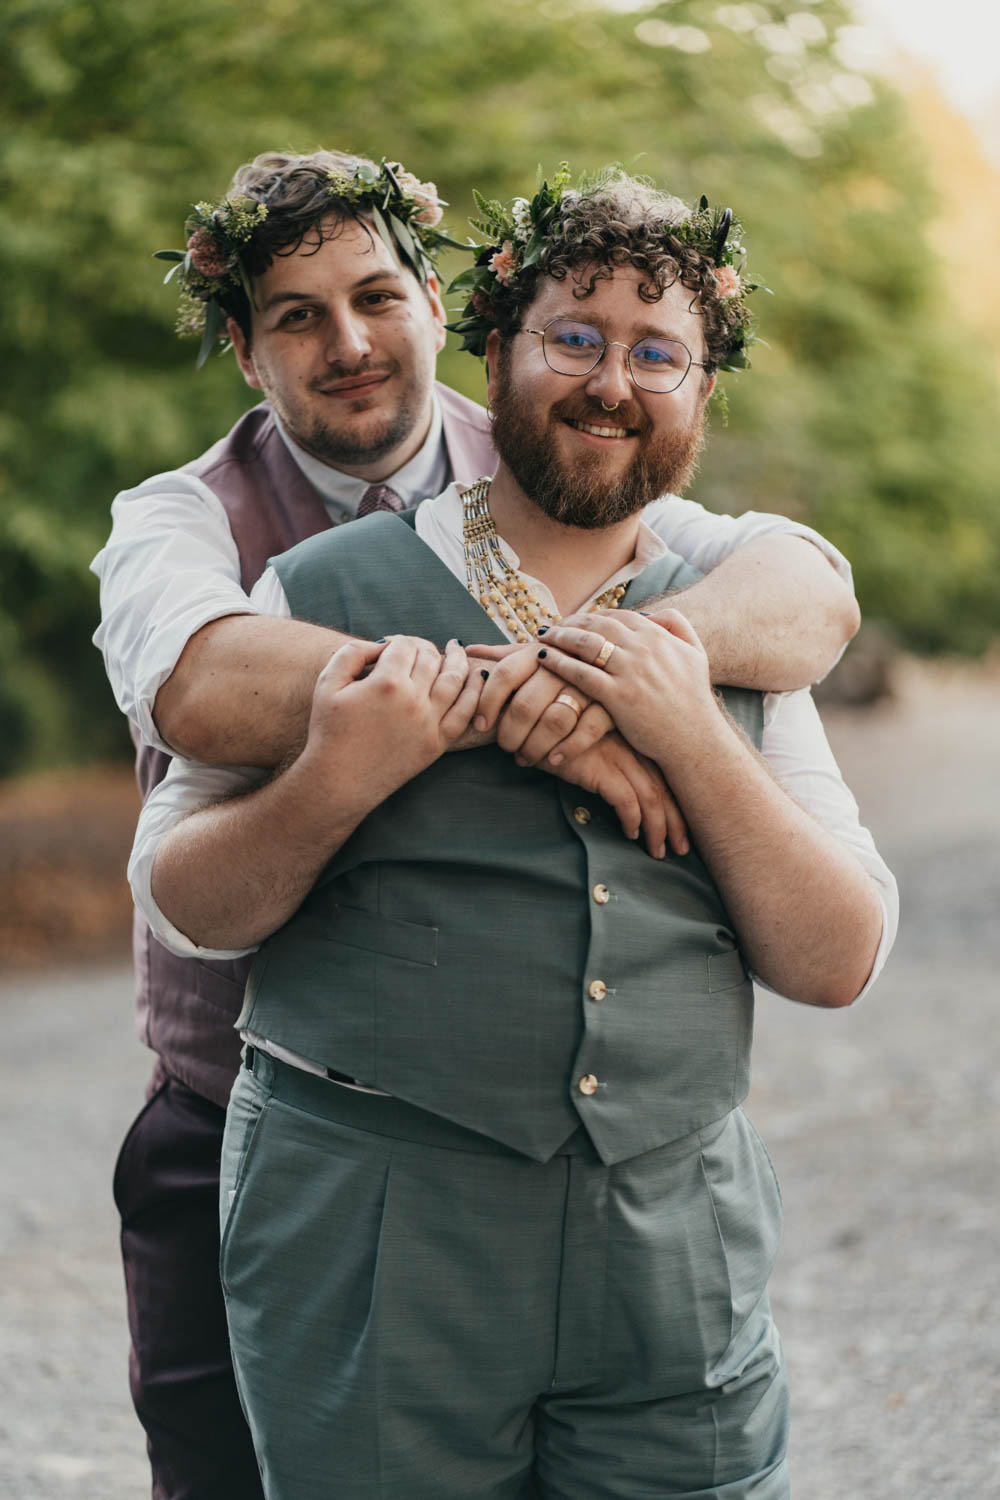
[594,640,616,668]
[555,693,584,716]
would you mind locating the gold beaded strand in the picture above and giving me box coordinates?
[462,478,625,643]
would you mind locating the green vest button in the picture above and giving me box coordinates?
[573,806,591,826]
[588,980,607,1002]
[578,1074,600,1096]
[592,883,610,904]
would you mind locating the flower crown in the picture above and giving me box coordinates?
[446,165,765,373]
[156,159,462,368]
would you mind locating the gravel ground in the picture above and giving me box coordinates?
[1,664,997,1498]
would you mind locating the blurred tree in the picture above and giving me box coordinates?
[1,0,997,772]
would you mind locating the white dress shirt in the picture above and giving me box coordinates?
[128,482,897,1008]
[92,397,853,755]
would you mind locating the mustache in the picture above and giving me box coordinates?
[551,393,652,436]
[309,361,395,390]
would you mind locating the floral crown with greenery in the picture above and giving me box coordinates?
[156,159,463,368]
[446,164,765,373]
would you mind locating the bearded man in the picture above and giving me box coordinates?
[125,167,896,1500]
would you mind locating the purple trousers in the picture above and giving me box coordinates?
[113,1073,265,1500]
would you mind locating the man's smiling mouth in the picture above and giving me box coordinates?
[313,370,393,396]
[564,417,635,440]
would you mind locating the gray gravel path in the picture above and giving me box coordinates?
[1,668,997,1498]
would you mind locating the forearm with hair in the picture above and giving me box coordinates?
[153,614,352,766]
[150,744,381,951]
[645,535,860,691]
[653,700,881,1007]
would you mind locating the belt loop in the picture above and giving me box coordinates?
[243,1044,275,1089]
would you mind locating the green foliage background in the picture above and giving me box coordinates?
[2,0,998,774]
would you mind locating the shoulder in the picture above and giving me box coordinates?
[183,402,278,480]
[434,381,491,435]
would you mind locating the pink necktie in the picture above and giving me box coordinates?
[357,484,405,518]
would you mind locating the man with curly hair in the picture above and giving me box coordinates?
[125,168,896,1499]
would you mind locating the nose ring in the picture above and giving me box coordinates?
[600,401,620,413]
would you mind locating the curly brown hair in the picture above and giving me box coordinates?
[488,177,747,375]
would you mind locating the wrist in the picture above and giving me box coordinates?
[651,691,736,778]
[281,743,375,845]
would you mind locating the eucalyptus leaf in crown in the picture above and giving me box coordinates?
[155,159,472,369]
[446,166,767,374]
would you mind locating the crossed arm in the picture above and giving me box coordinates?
[152,533,858,766]
[146,616,886,1009]
[536,611,886,1008]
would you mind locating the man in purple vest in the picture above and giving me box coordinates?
[93,149,860,1500]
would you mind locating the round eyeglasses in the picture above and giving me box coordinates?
[520,318,708,394]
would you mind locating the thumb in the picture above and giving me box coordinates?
[317,638,388,691]
[652,608,704,650]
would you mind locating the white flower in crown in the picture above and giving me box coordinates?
[510,197,533,241]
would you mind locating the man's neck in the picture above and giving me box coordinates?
[486,465,642,617]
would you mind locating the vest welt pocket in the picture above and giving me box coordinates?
[194,958,252,1016]
[707,946,749,993]
[324,905,439,967]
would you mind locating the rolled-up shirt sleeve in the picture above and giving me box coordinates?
[91,473,261,753]
[645,496,854,589]
[126,563,292,960]
[127,756,268,960]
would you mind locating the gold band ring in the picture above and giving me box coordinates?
[555,692,584,716]
[594,639,617,669]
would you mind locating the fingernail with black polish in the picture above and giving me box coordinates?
[456,638,465,646]
[481,669,490,680]
[537,626,549,636]
[537,649,547,659]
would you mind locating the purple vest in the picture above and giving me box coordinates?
[133,388,496,1106]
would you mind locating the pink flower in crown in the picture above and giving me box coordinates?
[713,264,742,299]
[388,164,443,225]
[489,241,517,285]
[187,228,229,279]
[413,183,443,226]
[391,165,423,197]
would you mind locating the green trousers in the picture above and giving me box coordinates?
[220,1052,788,1499]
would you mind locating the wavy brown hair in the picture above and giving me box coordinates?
[216,151,389,340]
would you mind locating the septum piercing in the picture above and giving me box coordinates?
[600,401,620,413]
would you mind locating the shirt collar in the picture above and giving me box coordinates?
[272,395,448,518]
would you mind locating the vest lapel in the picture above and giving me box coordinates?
[621,549,702,610]
[274,510,509,648]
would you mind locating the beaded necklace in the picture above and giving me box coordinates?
[461,478,626,643]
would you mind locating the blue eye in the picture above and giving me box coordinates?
[548,321,604,356]
[633,339,684,369]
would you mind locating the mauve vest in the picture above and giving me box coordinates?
[242,513,764,1165]
[133,389,496,1106]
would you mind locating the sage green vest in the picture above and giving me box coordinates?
[239,511,764,1165]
